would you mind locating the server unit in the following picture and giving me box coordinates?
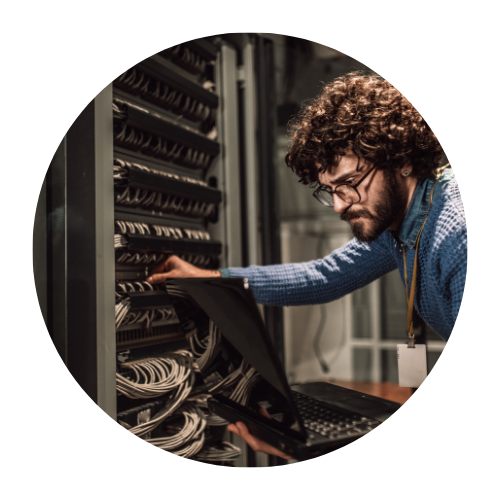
[34,34,283,467]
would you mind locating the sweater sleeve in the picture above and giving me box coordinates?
[436,208,468,327]
[221,233,397,306]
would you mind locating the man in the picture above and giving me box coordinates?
[147,72,467,458]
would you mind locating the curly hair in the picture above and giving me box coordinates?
[285,72,444,185]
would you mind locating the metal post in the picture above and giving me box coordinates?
[66,86,116,418]
[45,138,68,363]
[33,175,48,326]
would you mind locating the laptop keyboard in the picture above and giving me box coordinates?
[292,391,380,440]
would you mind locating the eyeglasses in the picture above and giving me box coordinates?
[313,165,377,207]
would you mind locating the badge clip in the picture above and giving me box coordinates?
[407,333,415,348]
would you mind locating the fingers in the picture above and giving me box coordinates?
[147,255,178,283]
[227,422,293,460]
[146,272,171,284]
[227,423,240,437]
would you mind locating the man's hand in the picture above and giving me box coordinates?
[228,407,294,460]
[146,255,221,284]
[227,421,293,460]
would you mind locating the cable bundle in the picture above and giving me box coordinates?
[207,359,261,406]
[114,221,214,266]
[113,100,127,120]
[117,350,193,399]
[114,68,216,123]
[188,394,228,427]
[115,234,127,250]
[114,223,215,267]
[115,220,211,240]
[115,281,176,329]
[113,159,216,218]
[194,442,242,463]
[115,186,216,218]
[116,280,156,294]
[128,369,195,438]
[115,246,213,268]
[228,366,260,406]
[163,44,208,75]
[114,158,209,186]
[116,251,166,266]
[113,101,213,169]
[115,122,212,169]
[145,402,207,457]
[187,319,221,372]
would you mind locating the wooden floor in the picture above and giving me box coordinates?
[324,380,413,405]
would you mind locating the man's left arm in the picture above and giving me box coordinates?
[447,229,467,325]
[435,215,467,330]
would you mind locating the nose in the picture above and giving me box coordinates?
[332,193,352,214]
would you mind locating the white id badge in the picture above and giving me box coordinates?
[397,344,427,388]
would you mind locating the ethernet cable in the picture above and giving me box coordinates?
[194,442,241,462]
[115,220,210,240]
[128,370,195,438]
[187,319,221,372]
[116,251,165,266]
[144,402,206,458]
[188,394,228,427]
[229,367,260,406]
[117,350,193,399]
[114,69,214,122]
[113,158,216,217]
[113,118,212,169]
[115,281,176,329]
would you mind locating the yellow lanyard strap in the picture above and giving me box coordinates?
[402,171,443,345]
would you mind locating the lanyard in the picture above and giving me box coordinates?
[401,165,449,347]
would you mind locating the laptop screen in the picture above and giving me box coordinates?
[166,278,307,440]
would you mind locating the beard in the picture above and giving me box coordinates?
[340,169,406,243]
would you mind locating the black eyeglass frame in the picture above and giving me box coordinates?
[313,165,377,207]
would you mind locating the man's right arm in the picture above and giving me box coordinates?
[149,233,398,305]
[221,234,398,306]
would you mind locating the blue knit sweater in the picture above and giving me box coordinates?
[221,169,467,341]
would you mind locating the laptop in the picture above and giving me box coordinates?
[166,277,401,461]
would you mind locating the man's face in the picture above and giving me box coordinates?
[318,154,407,243]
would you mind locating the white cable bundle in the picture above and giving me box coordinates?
[116,304,176,329]
[188,394,228,427]
[171,434,206,459]
[117,350,193,399]
[115,298,132,329]
[208,358,250,395]
[114,158,215,217]
[114,234,128,249]
[116,252,165,266]
[113,114,212,170]
[194,442,242,462]
[114,67,213,122]
[145,402,206,452]
[115,220,151,235]
[128,369,195,438]
[188,320,221,372]
[229,367,260,406]
[115,281,176,329]
[115,219,210,241]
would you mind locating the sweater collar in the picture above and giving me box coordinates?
[394,167,454,249]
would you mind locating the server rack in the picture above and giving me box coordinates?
[34,34,283,467]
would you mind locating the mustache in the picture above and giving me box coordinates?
[340,208,374,222]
